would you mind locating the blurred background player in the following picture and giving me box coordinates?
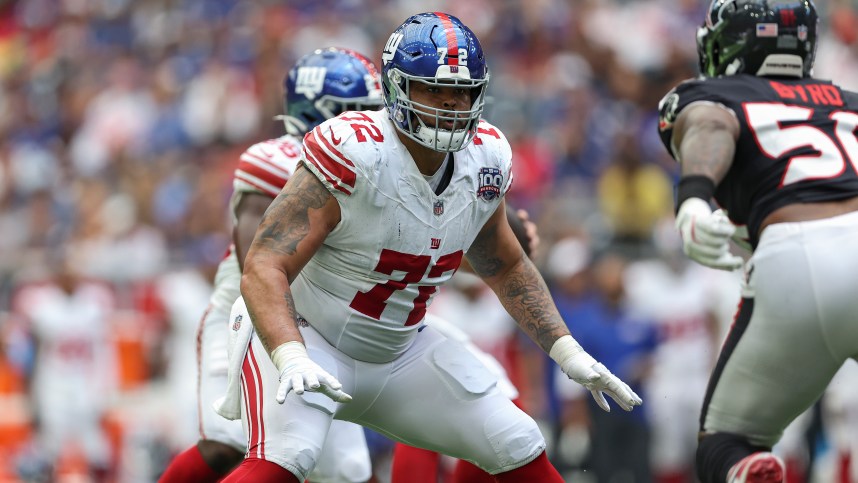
[158,47,383,483]
[11,250,116,481]
[658,1,858,482]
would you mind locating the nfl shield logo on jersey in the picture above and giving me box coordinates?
[477,167,503,201]
[433,200,444,216]
[232,314,242,331]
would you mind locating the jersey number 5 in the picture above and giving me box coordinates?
[745,103,858,187]
[349,249,463,326]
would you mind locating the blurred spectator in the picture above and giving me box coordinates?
[597,132,674,255]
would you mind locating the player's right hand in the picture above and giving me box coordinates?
[270,341,352,404]
[675,198,743,271]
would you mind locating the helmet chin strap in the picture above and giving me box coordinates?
[755,54,805,77]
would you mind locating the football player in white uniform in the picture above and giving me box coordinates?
[159,47,382,483]
[222,12,641,483]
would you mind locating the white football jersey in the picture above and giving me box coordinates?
[209,135,302,314]
[295,110,513,363]
[15,281,115,387]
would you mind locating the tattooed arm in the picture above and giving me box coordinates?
[673,102,740,181]
[468,199,642,411]
[466,199,569,353]
[240,165,341,353]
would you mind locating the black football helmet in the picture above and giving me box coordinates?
[697,0,817,78]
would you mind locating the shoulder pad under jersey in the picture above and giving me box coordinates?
[301,111,384,196]
[234,136,302,197]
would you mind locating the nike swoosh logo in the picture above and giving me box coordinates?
[330,126,341,145]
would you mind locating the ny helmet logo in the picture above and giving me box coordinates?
[295,67,327,99]
[382,33,404,65]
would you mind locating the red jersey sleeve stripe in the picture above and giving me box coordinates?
[302,152,352,196]
[313,126,356,169]
[240,150,291,179]
[304,129,357,189]
[236,159,288,192]
[234,171,281,197]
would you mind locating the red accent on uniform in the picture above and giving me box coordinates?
[303,129,356,194]
[236,153,289,189]
[390,444,441,483]
[493,451,564,482]
[158,445,224,483]
[724,299,744,350]
[248,346,266,459]
[838,451,851,483]
[313,126,357,170]
[451,459,495,483]
[220,457,299,483]
[242,349,260,458]
[336,48,381,83]
[234,172,280,198]
[434,12,459,66]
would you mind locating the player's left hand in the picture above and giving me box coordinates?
[551,335,642,412]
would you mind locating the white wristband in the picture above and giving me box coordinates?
[549,335,584,365]
[270,341,308,373]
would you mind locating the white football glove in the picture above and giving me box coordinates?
[271,342,352,404]
[675,198,743,271]
[550,335,642,412]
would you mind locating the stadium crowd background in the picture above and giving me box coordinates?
[1,0,858,482]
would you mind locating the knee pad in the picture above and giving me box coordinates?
[482,403,546,474]
[696,432,770,483]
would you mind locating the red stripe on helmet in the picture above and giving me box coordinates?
[335,47,380,80]
[434,12,459,66]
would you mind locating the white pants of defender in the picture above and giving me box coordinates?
[198,303,371,482]
[702,211,858,447]
[232,300,545,482]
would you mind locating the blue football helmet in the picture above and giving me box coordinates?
[381,12,489,152]
[282,47,383,135]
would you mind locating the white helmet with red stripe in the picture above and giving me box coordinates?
[381,12,490,152]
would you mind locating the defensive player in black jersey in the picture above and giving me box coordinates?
[658,1,858,483]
